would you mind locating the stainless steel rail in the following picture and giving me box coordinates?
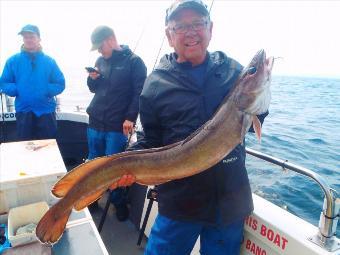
[246,147,340,252]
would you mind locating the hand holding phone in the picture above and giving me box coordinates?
[85,67,100,73]
[86,67,101,80]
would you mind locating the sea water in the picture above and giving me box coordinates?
[245,76,340,235]
[60,75,340,235]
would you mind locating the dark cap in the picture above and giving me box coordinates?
[165,0,209,25]
[90,25,114,51]
[18,24,40,37]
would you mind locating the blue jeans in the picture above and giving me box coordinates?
[144,214,244,255]
[87,128,128,206]
[87,128,127,159]
[16,111,57,141]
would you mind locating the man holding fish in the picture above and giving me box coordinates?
[129,0,269,254]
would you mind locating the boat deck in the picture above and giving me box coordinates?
[89,192,147,255]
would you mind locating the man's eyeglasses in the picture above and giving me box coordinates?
[170,20,209,34]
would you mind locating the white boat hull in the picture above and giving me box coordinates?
[140,188,338,255]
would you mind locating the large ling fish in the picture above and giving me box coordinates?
[36,49,274,244]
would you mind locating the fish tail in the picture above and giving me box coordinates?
[36,203,71,244]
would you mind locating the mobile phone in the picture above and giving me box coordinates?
[85,67,100,73]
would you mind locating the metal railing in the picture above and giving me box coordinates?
[1,95,86,114]
[246,147,340,252]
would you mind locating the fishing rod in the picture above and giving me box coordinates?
[133,23,147,53]
[208,0,215,14]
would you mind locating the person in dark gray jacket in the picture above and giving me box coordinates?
[114,1,268,254]
[117,0,269,254]
[86,25,147,221]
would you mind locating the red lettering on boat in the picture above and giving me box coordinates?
[260,224,288,250]
[245,239,267,255]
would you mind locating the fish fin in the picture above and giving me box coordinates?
[52,155,120,198]
[252,115,262,142]
[137,178,170,185]
[36,203,72,244]
[74,186,108,211]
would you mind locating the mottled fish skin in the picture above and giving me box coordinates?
[36,49,274,244]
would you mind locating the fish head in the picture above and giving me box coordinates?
[234,49,274,115]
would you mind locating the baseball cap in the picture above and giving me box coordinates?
[18,24,40,37]
[165,0,209,25]
[90,25,114,51]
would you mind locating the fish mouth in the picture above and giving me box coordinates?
[243,49,274,79]
[255,49,266,69]
[234,49,273,115]
[247,49,266,75]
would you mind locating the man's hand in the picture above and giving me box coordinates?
[88,71,100,80]
[109,174,136,190]
[123,120,134,136]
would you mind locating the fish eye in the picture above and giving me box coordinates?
[247,67,257,75]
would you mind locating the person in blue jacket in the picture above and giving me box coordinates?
[0,24,65,141]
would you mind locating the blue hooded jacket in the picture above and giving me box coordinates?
[0,49,65,116]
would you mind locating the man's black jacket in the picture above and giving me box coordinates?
[131,51,268,225]
[87,45,147,132]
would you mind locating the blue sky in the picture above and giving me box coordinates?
[1,0,340,82]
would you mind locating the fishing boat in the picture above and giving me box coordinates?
[0,95,339,255]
